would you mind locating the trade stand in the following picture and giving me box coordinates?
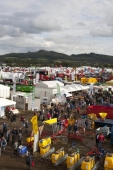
[0,98,16,117]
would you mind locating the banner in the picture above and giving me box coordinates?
[36,73,39,83]
[31,115,38,134]
[32,86,35,100]
[56,83,61,95]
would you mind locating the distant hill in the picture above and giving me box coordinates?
[0,50,113,67]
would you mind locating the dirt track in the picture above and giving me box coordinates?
[0,109,113,170]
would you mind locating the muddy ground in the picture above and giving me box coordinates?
[0,108,113,170]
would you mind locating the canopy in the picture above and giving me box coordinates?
[44,118,57,125]
[60,90,72,97]
[64,85,76,92]
[71,84,82,91]
[0,98,16,107]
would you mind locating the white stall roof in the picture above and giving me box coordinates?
[0,84,10,89]
[36,80,64,88]
[0,98,16,107]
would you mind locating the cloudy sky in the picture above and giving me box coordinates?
[0,0,113,55]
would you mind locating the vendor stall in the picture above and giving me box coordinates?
[0,98,16,117]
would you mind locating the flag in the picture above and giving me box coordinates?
[31,115,38,134]
[56,83,60,95]
[32,86,35,100]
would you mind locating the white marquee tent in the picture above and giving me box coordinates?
[0,98,16,117]
[64,85,77,92]
[0,85,10,98]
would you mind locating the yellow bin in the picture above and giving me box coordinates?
[52,151,64,164]
[66,153,80,169]
[40,145,50,157]
[26,137,34,143]
[81,157,95,170]
[104,153,113,170]
[39,137,51,147]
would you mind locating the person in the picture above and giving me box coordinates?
[85,119,89,129]
[83,126,86,135]
[73,124,78,134]
[10,113,14,124]
[13,140,18,156]
[25,121,29,133]
[13,114,16,124]
[68,124,72,134]
[20,115,25,126]
[97,132,105,150]
[1,137,7,151]
[18,132,23,145]
[34,112,36,116]
[0,130,4,138]
[18,128,23,134]
[12,128,18,137]
[26,152,33,170]
[3,123,7,134]
[77,107,80,114]
[64,112,67,119]
[47,112,51,120]
[95,133,99,146]
[6,129,10,144]
[12,134,16,145]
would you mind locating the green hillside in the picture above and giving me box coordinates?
[0,50,113,67]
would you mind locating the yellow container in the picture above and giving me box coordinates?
[40,145,50,157]
[39,137,51,147]
[66,153,80,169]
[104,153,113,169]
[68,119,75,125]
[52,151,64,164]
[26,137,34,143]
[81,157,95,170]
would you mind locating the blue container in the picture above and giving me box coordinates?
[18,146,27,155]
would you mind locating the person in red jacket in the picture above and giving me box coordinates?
[20,115,25,126]
[97,132,105,150]
[47,112,51,120]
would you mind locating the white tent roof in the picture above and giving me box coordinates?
[36,80,64,88]
[0,98,16,107]
[53,87,70,94]
[71,84,82,91]
[64,85,77,92]
[60,90,72,97]
[0,84,10,90]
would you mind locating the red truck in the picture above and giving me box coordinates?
[86,103,113,119]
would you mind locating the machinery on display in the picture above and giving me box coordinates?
[81,156,100,170]
[51,147,68,166]
[104,152,113,170]
[86,103,113,119]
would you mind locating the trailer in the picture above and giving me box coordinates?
[86,104,113,119]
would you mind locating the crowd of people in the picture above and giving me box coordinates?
[0,88,112,169]
[0,112,29,154]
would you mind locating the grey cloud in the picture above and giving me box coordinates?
[77,22,86,26]
[45,35,81,45]
[0,12,62,37]
[90,28,113,37]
